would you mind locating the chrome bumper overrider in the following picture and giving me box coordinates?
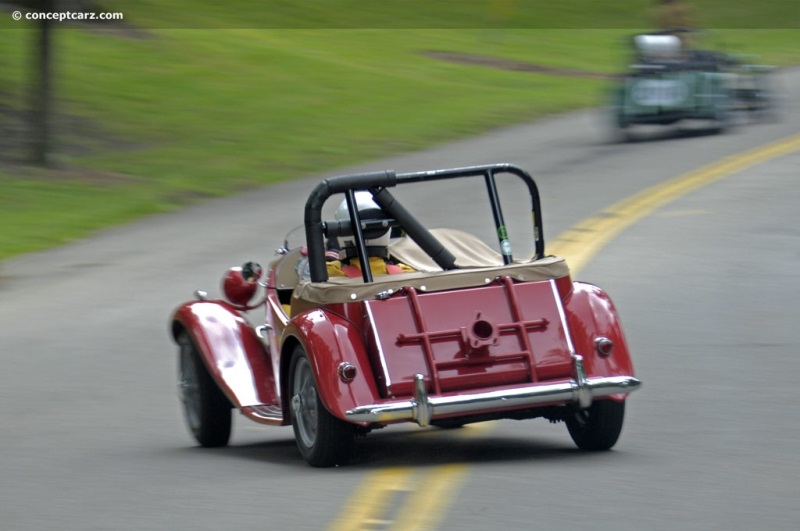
[345,355,641,427]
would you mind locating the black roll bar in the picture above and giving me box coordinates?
[304,170,397,283]
[371,187,457,272]
[344,189,374,283]
[303,163,544,283]
[484,168,512,265]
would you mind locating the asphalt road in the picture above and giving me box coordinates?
[2,68,799,531]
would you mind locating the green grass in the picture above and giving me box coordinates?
[0,1,798,259]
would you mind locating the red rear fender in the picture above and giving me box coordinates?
[562,282,635,383]
[282,308,381,422]
[171,301,278,409]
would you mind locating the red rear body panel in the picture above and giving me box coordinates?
[364,277,574,399]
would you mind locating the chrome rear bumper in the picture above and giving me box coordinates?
[345,355,641,427]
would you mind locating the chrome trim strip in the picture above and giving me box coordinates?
[267,297,289,327]
[243,404,284,422]
[550,278,576,355]
[549,279,593,407]
[364,302,392,390]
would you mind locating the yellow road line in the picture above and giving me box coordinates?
[549,133,800,274]
[330,132,800,530]
[327,467,415,531]
[390,464,470,531]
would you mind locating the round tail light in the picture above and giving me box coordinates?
[338,363,357,382]
[595,337,614,357]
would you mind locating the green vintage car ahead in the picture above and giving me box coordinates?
[611,31,769,140]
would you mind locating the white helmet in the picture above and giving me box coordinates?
[335,192,390,259]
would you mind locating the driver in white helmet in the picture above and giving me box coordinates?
[327,192,415,278]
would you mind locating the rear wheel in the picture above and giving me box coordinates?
[178,332,232,447]
[289,346,355,467]
[565,399,625,451]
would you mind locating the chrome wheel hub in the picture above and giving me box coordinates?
[292,358,319,448]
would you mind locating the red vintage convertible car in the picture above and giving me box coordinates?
[170,164,641,467]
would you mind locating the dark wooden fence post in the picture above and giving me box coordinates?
[31,0,54,166]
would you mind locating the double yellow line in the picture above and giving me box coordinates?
[327,464,470,531]
[328,133,800,531]
[548,134,800,271]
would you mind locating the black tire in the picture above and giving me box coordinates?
[565,399,625,451]
[177,332,232,448]
[289,346,355,467]
[431,419,466,430]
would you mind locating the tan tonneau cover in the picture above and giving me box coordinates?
[390,228,517,271]
[292,255,569,307]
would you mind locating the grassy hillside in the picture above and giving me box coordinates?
[0,1,798,259]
